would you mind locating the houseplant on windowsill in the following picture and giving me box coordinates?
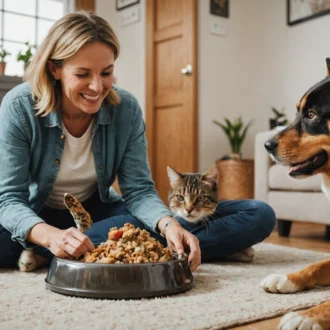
[212,116,254,200]
[17,41,36,72]
[0,47,11,75]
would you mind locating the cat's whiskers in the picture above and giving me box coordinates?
[199,215,211,235]
[172,214,182,222]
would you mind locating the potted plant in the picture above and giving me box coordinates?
[212,116,254,200]
[17,42,36,71]
[269,107,288,129]
[0,47,11,75]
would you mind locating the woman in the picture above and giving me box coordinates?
[0,11,275,272]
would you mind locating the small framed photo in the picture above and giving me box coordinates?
[210,0,229,18]
[288,0,330,26]
[116,0,140,11]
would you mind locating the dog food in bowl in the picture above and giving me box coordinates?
[45,223,192,298]
[82,223,173,264]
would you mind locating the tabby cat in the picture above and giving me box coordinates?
[167,166,219,224]
[167,166,255,262]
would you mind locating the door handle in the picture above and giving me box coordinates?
[181,64,193,75]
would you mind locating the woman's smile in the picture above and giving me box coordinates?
[81,93,101,101]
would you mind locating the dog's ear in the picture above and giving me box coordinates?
[326,58,330,76]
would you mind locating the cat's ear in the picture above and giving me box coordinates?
[167,166,183,187]
[201,166,219,186]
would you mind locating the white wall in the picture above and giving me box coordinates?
[200,0,330,171]
[198,0,276,170]
[96,0,330,172]
[96,0,146,110]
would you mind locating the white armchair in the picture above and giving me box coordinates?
[254,128,330,239]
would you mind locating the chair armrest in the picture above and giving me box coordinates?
[254,129,281,202]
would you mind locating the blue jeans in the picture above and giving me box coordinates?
[0,192,276,267]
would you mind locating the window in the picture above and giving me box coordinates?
[0,0,74,77]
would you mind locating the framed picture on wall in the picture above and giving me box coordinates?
[288,0,330,26]
[116,0,139,11]
[210,0,229,18]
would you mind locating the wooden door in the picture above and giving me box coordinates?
[75,0,95,11]
[146,0,198,204]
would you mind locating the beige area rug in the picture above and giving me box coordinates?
[1,243,330,330]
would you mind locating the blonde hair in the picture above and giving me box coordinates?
[25,11,121,116]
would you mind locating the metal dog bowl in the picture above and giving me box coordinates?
[45,256,193,299]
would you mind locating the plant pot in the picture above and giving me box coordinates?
[216,159,254,200]
[0,62,6,75]
[24,62,30,72]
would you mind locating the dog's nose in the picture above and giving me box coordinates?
[264,139,278,152]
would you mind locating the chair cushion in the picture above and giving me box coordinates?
[268,191,330,223]
[268,164,322,191]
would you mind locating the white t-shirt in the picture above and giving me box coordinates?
[45,119,98,209]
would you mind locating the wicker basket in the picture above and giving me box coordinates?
[216,159,254,200]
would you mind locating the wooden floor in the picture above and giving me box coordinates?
[230,222,330,330]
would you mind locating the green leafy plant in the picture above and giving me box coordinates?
[0,47,11,62]
[269,107,288,129]
[213,116,253,160]
[16,42,36,64]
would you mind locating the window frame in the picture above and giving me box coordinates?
[0,0,74,77]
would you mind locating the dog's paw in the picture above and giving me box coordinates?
[18,250,49,272]
[260,274,300,293]
[278,312,323,330]
[226,247,255,262]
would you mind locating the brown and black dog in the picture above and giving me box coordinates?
[261,59,330,330]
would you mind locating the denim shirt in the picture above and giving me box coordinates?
[0,82,173,248]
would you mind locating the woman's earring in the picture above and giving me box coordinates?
[53,79,57,87]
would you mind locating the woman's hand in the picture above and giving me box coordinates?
[48,227,95,259]
[158,217,201,272]
[28,223,95,259]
